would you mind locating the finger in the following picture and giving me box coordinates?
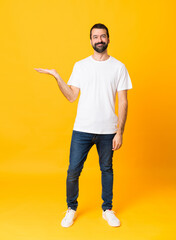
[112,139,115,149]
[34,69,47,73]
[34,68,43,72]
[117,142,122,150]
[112,140,116,150]
[115,143,120,150]
[34,68,42,70]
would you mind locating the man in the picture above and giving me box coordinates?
[34,23,132,228]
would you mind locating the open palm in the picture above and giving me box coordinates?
[34,68,58,78]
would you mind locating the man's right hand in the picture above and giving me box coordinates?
[34,68,59,79]
[34,67,79,102]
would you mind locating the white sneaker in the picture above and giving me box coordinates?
[103,209,120,227]
[61,207,77,227]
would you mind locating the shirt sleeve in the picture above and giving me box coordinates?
[67,62,81,88]
[117,64,133,91]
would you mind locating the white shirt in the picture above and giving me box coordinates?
[67,55,132,134]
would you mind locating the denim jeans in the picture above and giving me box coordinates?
[66,130,116,211]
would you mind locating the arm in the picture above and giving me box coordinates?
[117,90,128,135]
[112,90,128,151]
[34,68,80,102]
[54,73,80,102]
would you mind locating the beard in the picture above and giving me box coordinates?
[92,42,108,53]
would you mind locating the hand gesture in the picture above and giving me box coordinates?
[34,68,59,79]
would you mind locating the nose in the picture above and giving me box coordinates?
[97,36,103,42]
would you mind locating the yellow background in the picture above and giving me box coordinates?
[0,0,175,239]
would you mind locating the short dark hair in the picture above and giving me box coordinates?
[90,23,109,39]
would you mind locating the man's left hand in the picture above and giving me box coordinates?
[112,132,123,151]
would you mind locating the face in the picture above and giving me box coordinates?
[90,28,110,53]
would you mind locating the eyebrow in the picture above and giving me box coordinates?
[93,34,107,37]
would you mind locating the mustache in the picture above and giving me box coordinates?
[95,42,105,46]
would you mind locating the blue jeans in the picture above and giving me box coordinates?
[66,130,116,211]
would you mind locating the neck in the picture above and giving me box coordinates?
[92,51,110,61]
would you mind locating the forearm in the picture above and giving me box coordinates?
[54,74,74,102]
[117,101,128,135]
